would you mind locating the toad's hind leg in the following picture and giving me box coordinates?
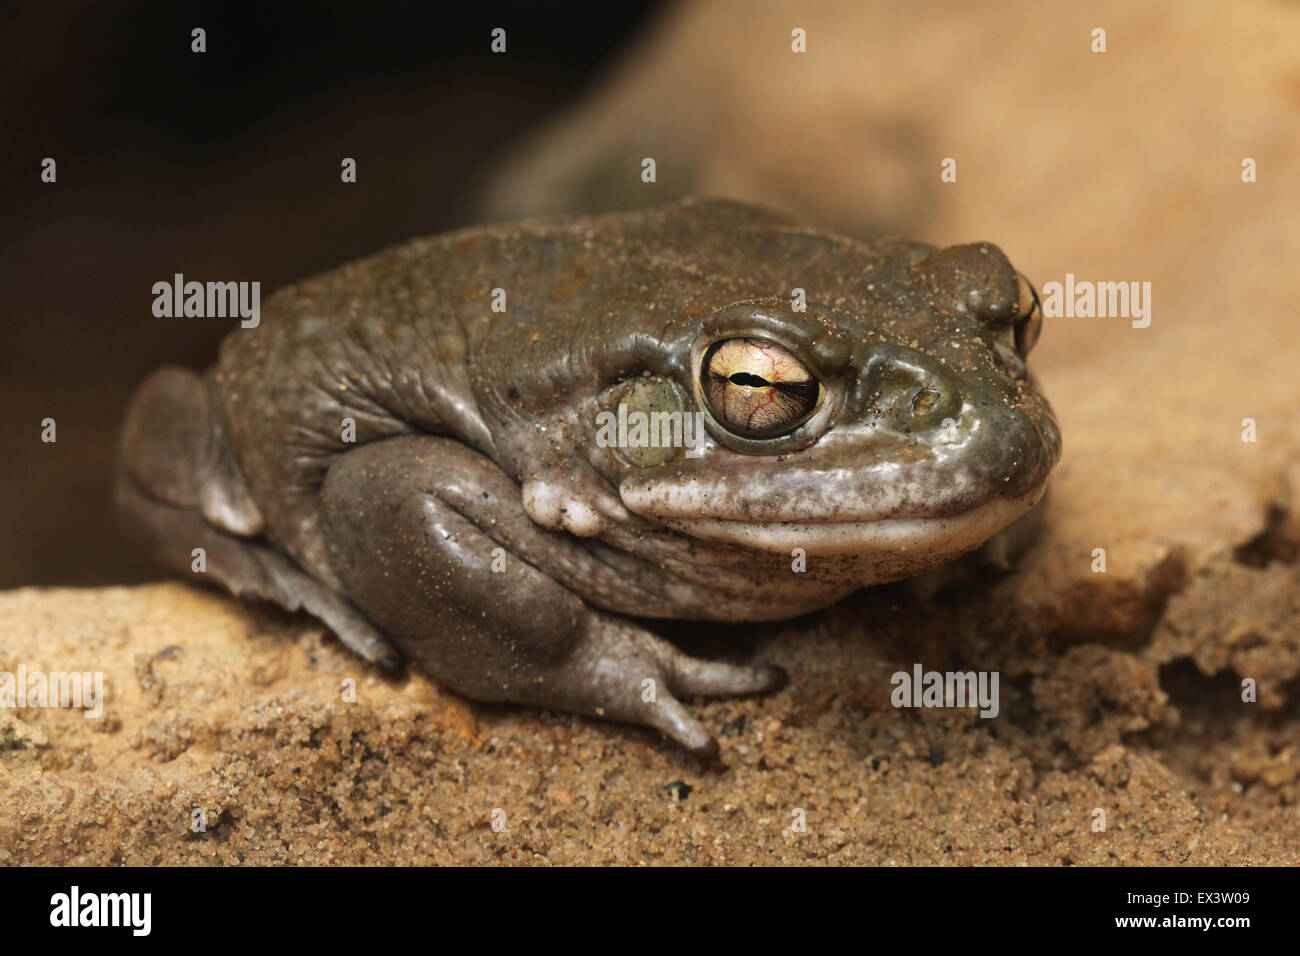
[116,366,400,670]
[318,435,786,757]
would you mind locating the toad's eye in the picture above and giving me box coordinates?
[701,338,822,439]
[1013,273,1043,357]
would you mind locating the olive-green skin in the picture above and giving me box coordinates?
[117,198,1059,756]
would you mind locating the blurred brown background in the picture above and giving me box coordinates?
[0,0,658,586]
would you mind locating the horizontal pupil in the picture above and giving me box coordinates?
[718,371,815,399]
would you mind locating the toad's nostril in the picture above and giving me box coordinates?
[910,387,941,417]
[906,383,958,430]
[858,345,962,431]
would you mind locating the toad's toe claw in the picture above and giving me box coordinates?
[642,692,720,759]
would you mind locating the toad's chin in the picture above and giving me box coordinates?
[631,485,1047,558]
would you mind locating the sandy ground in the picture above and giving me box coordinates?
[4,0,1300,863]
[2,516,1298,865]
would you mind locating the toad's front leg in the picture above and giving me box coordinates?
[319,435,785,758]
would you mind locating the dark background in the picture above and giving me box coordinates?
[0,0,660,586]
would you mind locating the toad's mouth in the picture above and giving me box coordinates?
[625,485,1047,557]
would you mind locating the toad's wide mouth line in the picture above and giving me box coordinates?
[640,486,1047,555]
